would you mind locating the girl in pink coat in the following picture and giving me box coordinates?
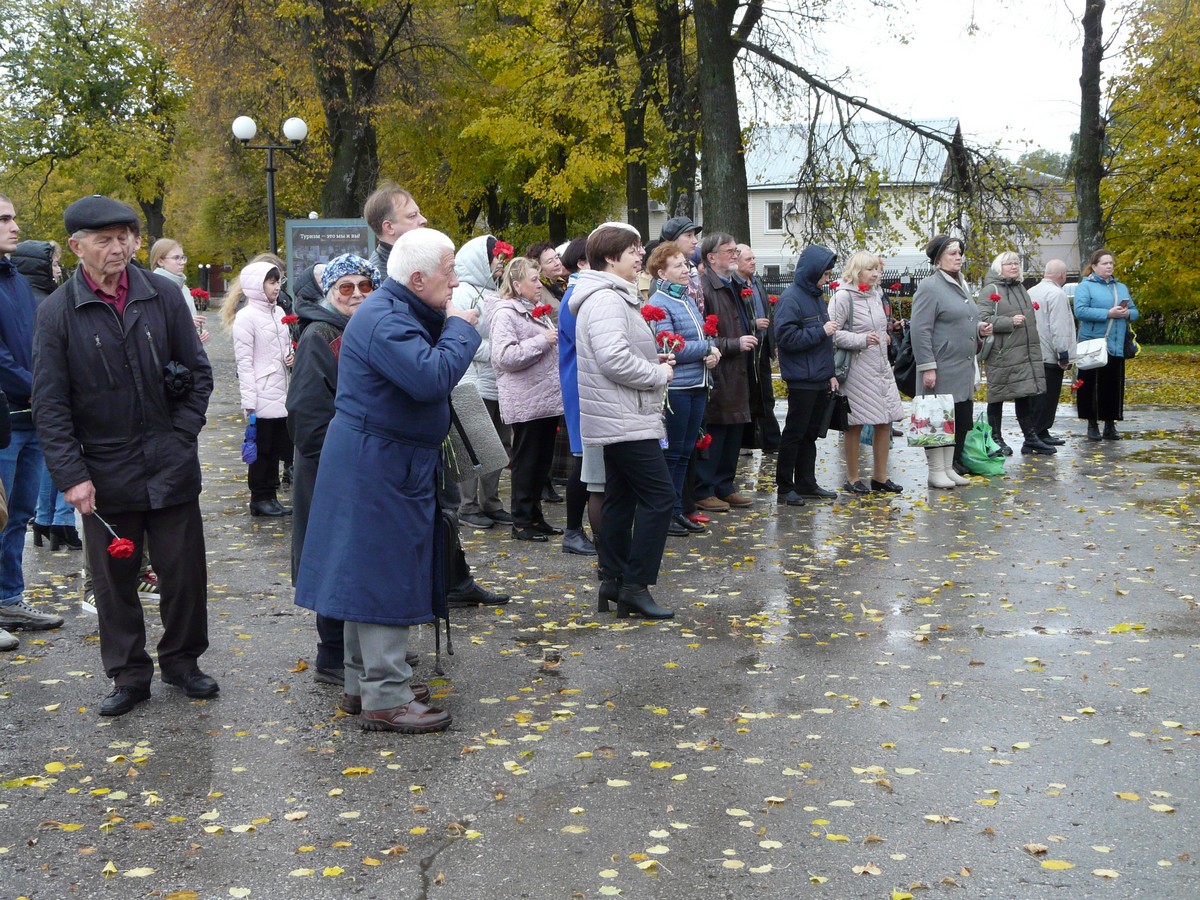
[222,261,295,516]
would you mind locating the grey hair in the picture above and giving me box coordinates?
[387,228,454,286]
[700,231,736,261]
[989,251,1022,280]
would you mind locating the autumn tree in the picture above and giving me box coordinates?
[0,0,186,241]
[1103,0,1200,318]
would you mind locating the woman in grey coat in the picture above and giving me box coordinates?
[977,251,1052,455]
[910,235,993,488]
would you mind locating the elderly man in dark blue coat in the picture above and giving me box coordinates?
[294,228,480,735]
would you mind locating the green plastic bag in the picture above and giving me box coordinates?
[962,414,1005,476]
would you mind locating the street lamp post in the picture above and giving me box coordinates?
[231,115,308,256]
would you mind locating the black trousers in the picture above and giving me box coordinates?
[1038,364,1067,434]
[987,396,1041,441]
[755,356,782,452]
[600,439,674,586]
[510,416,559,528]
[694,423,744,499]
[1076,356,1126,422]
[248,416,293,502]
[952,399,973,464]
[776,388,830,495]
[82,500,208,689]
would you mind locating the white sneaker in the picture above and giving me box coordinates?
[0,627,17,651]
[0,598,65,630]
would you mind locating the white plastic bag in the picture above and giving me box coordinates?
[906,394,956,447]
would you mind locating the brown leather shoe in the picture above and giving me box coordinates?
[719,492,754,508]
[361,700,451,734]
[694,495,731,512]
[341,683,430,715]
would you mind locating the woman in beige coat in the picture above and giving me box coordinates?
[831,252,905,493]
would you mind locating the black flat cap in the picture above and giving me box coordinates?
[64,195,141,235]
[660,216,701,241]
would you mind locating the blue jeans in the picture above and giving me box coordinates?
[663,389,707,516]
[36,464,74,527]
[0,429,44,606]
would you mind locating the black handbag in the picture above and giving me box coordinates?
[891,324,917,398]
[817,390,851,437]
[1123,325,1140,359]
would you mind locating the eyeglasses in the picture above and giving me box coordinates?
[165,254,187,262]
[336,279,373,297]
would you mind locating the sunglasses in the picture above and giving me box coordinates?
[336,279,373,297]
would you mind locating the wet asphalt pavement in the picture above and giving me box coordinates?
[1,321,1198,899]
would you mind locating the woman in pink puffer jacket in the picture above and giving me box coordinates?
[486,257,564,542]
[221,260,295,517]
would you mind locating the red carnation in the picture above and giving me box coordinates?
[1071,378,1085,392]
[768,294,778,305]
[531,304,553,319]
[989,293,1001,302]
[695,433,713,451]
[656,331,685,354]
[829,281,840,289]
[1032,301,1040,310]
[702,314,719,337]
[857,283,869,292]
[740,288,753,299]
[107,537,136,559]
[890,282,901,291]
[641,304,667,323]
[281,314,299,325]
[190,288,209,300]
[493,240,515,262]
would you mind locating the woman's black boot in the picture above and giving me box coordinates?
[1087,420,1102,441]
[1102,421,1121,440]
[616,584,673,620]
[31,523,49,548]
[597,567,620,613]
[50,525,83,550]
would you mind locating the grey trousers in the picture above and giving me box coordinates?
[344,621,414,710]
[459,397,511,516]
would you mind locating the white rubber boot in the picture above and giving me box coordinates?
[944,446,971,485]
[926,447,955,489]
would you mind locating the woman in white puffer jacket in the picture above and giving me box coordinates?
[222,260,295,517]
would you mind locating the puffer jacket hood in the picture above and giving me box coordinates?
[567,269,636,316]
[240,260,278,303]
[11,241,57,297]
[455,235,496,290]
[293,263,325,306]
[793,246,837,299]
[295,293,349,333]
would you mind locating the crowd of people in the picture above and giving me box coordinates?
[0,186,1141,734]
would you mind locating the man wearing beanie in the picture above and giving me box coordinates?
[0,194,65,648]
[32,195,215,717]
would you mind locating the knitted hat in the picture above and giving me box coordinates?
[321,253,380,294]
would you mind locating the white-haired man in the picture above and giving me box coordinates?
[294,228,481,734]
[1028,259,1075,444]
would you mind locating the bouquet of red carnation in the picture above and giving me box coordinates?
[695,432,712,451]
[93,513,136,558]
[702,314,719,337]
[889,282,902,291]
[190,288,209,301]
[656,331,685,355]
[493,240,515,263]
[281,313,299,325]
[531,304,553,319]
[641,304,667,324]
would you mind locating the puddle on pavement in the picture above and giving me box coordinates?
[1124,446,1200,467]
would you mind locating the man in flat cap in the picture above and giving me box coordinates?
[33,195,215,717]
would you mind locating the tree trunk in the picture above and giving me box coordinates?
[694,0,752,241]
[1076,0,1106,265]
[656,0,696,220]
[624,94,649,241]
[139,195,166,245]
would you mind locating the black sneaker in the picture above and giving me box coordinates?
[870,479,903,493]
[459,513,495,529]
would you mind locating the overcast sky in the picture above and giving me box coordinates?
[804,0,1119,158]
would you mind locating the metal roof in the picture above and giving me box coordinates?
[744,118,961,189]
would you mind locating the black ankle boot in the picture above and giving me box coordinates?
[1087,421,1102,441]
[597,567,620,613]
[987,408,1012,455]
[31,523,49,548]
[49,524,83,550]
[1021,433,1057,455]
[616,584,673,619]
[1102,421,1121,440]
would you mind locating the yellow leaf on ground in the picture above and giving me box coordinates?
[1041,860,1075,870]
[1115,792,1140,801]
[322,866,344,876]
[123,867,155,877]
[1093,869,1121,878]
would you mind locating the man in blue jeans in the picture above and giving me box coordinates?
[0,194,64,646]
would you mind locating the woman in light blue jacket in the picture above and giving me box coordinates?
[646,241,720,535]
[1074,248,1138,441]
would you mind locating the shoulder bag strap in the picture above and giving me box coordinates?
[448,399,481,468]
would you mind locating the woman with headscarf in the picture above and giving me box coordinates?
[222,260,295,516]
[287,254,379,686]
[910,235,992,488]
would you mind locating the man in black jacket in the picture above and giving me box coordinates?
[33,195,215,717]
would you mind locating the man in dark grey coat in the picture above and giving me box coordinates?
[33,195,215,717]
